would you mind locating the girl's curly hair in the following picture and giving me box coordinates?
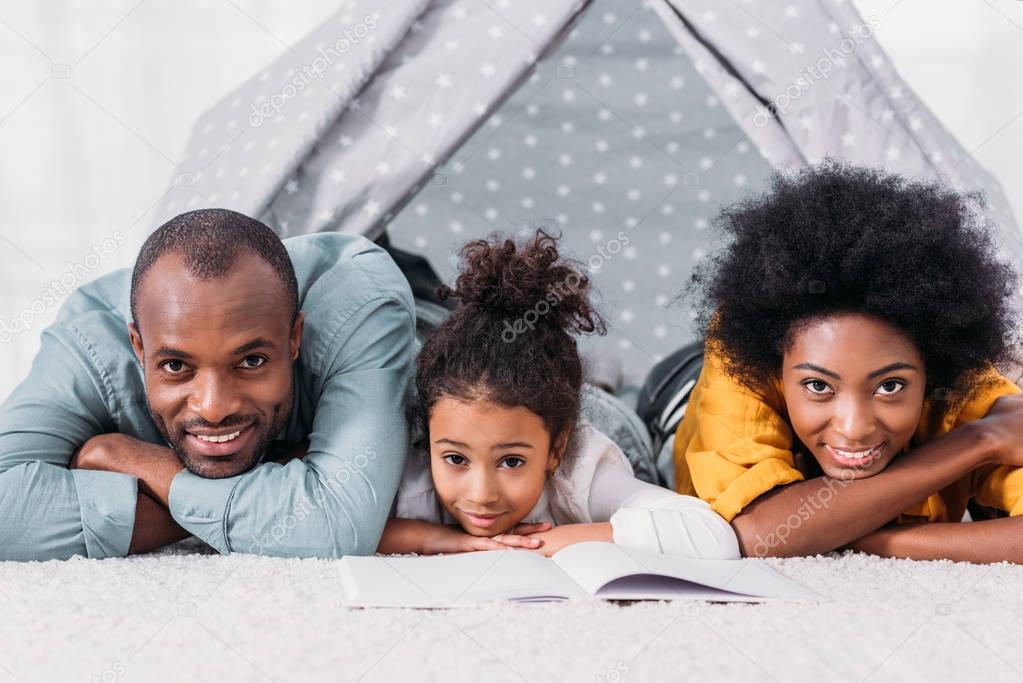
[688,160,1019,410]
[413,229,606,452]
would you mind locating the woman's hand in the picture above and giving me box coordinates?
[974,394,1023,468]
[519,522,614,557]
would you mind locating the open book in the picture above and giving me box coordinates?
[339,541,817,607]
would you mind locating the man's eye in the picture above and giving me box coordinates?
[500,456,526,469]
[160,359,187,374]
[877,379,906,396]
[239,355,267,369]
[443,454,467,466]
[803,379,832,395]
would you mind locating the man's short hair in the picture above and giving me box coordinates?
[130,208,299,324]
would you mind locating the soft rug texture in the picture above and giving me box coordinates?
[1,539,1020,682]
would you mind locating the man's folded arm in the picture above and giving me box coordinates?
[167,295,415,558]
[0,327,139,560]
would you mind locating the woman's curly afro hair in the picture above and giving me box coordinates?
[689,160,1019,408]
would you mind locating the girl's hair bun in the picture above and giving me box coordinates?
[439,229,606,337]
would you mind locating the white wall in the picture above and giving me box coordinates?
[854,0,1023,221]
[1,0,1021,402]
[0,0,340,400]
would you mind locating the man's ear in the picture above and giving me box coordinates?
[128,322,144,365]
[290,311,305,361]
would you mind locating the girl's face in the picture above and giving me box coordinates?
[428,397,561,536]
[781,312,927,480]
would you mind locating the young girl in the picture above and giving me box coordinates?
[377,230,739,559]
[675,161,1023,562]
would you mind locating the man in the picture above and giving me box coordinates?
[0,209,415,560]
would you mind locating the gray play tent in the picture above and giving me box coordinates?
[149,0,1022,386]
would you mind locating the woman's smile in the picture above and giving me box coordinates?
[823,442,886,469]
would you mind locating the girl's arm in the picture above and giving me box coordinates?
[376,518,545,555]
[847,516,1023,563]
[730,418,1003,558]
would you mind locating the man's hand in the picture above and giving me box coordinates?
[70,434,190,554]
[70,433,183,506]
[69,433,122,471]
[520,522,615,557]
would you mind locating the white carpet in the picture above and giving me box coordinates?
[1,539,1021,683]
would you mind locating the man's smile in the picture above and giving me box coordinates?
[184,423,256,457]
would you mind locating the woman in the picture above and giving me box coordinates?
[674,161,1023,562]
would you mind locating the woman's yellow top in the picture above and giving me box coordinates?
[673,342,1023,523]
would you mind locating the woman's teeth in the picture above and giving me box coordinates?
[195,431,241,443]
[828,444,882,464]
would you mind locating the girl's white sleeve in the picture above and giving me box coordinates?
[587,441,740,560]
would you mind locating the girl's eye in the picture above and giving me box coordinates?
[499,456,526,469]
[160,359,187,374]
[876,379,905,396]
[239,355,267,369]
[442,454,467,466]
[803,379,832,395]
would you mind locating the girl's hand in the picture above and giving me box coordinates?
[520,522,614,557]
[420,524,544,555]
[508,521,553,535]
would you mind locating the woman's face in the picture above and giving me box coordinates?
[781,312,927,480]
[428,397,561,536]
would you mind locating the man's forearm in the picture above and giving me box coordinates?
[129,493,190,554]
[74,433,183,506]
[848,516,1023,564]
[731,423,996,558]
[74,435,188,554]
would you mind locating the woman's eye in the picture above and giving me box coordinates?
[876,379,905,395]
[443,454,467,466]
[803,379,832,395]
[239,355,266,369]
[160,359,186,374]
[500,456,526,469]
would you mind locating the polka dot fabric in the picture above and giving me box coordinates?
[387,0,773,385]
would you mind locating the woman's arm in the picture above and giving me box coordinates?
[731,419,1000,557]
[847,516,1023,564]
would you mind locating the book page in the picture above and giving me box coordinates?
[340,549,587,607]
[551,542,817,601]
[595,574,764,602]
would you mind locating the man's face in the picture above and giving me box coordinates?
[130,251,303,479]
